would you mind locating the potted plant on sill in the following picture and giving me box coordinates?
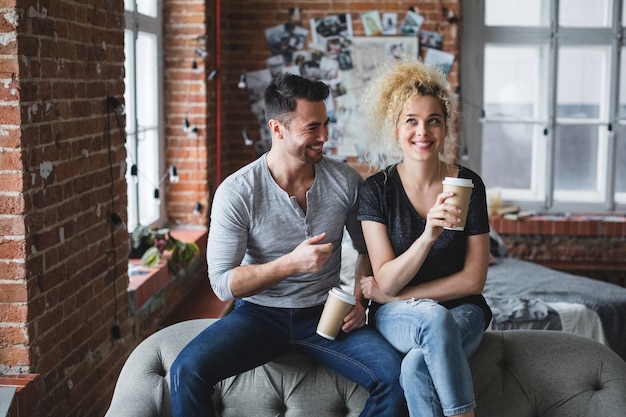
[130,225,200,275]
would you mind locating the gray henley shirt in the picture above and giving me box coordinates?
[207,154,367,308]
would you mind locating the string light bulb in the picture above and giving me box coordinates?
[242,129,253,146]
[193,202,202,215]
[238,73,247,89]
[130,164,138,183]
[195,47,208,58]
[107,96,125,115]
[169,166,180,183]
[110,212,126,230]
[153,188,161,205]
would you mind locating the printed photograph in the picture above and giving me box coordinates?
[400,10,425,36]
[381,13,399,35]
[361,11,383,36]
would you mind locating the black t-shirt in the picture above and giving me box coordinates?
[357,164,492,325]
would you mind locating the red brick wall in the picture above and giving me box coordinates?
[164,0,217,226]
[0,0,218,415]
[0,0,129,416]
[490,216,626,287]
[0,0,26,375]
[218,0,461,178]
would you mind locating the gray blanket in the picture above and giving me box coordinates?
[484,256,626,361]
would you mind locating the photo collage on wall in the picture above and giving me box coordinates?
[244,7,456,157]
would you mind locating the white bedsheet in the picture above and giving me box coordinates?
[546,302,608,346]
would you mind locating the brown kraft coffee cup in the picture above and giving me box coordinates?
[316,287,356,340]
[442,177,474,231]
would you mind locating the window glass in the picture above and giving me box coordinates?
[481,122,535,190]
[124,10,161,231]
[618,48,626,202]
[134,31,160,227]
[124,29,138,229]
[484,46,543,119]
[554,125,599,192]
[485,0,547,26]
[471,0,622,211]
[616,133,626,200]
[137,0,158,18]
[618,47,626,119]
[125,0,158,17]
[137,128,160,225]
[136,33,159,129]
[557,47,607,119]
[559,0,610,27]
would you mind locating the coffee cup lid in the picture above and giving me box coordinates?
[442,177,473,188]
[329,287,357,305]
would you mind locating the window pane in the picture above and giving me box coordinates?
[485,0,548,26]
[484,46,543,119]
[137,0,158,18]
[559,0,610,27]
[557,47,607,119]
[618,47,626,119]
[125,30,160,230]
[481,122,534,190]
[136,32,159,129]
[124,0,133,12]
[126,132,139,230]
[136,31,160,227]
[123,30,136,128]
[137,128,160,225]
[124,29,137,229]
[554,125,598,192]
[616,127,626,196]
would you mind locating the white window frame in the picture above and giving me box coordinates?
[124,1,165,231]
[461,0,626,213]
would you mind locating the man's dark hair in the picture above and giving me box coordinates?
[263,73,330,126]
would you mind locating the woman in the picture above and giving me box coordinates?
[357,57,492,417]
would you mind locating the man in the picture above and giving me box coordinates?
[170,73,407,417]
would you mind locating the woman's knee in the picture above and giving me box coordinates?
[408,300,457,333]
[399,348,429,388]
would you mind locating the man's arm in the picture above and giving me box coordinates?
[229,233,333,298]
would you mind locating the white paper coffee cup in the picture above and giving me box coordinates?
[442,177,474,231]
[316,287,356,340]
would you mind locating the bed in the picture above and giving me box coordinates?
[340,230,626,362]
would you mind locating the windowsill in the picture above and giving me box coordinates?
[128,227,207,313]
[489,214,626,236]
[0,374,43,417]
[489,214,626,285]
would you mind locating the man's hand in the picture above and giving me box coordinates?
[289,232,333,273]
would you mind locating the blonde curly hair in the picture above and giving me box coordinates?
[358,57,458,168]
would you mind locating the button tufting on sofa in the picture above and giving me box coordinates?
[106,319,626,417]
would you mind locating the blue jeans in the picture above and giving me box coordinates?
[372,299,486,417]
[170,300,408,417]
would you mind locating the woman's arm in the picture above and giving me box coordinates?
[361,220,434,296]
[360,232,489,304]
[394,233,489,302]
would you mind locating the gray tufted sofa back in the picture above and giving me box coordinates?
[106,319,626,417]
